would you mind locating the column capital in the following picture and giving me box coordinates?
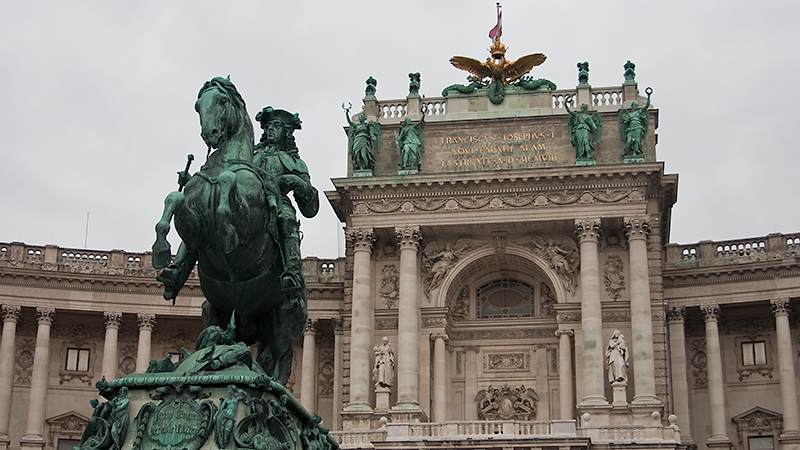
[104,312,122,329]
[305,319,319,335]
[137,313,156,331]
[623,215,651,241]
[395,226,422,251]
[575,218,601,242]
[1,305,21,323]
[430,333,449,342]
[700,304,720,322]
[667,306,686,324]
[555,328,575,337]
[35,308,54,325]
[770,298,791,317]
[332,318,344,334]
[465,346,479,352]
[345,227,375,253]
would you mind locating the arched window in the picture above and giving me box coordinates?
[476,279,534,318]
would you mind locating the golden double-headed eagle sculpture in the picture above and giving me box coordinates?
[450,40,546,85]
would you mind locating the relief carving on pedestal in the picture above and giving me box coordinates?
[422,239,488,298]
[476,385,539,420]
[512,235,579,296]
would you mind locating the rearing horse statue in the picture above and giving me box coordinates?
[151,77,313,384]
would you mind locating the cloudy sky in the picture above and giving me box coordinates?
[2,1,798,259]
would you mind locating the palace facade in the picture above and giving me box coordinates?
[1,61,799,450]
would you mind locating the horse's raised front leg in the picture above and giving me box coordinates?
[216,170,250,254]
[152,191,185,269]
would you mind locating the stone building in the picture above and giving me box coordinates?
[1,56,799,450]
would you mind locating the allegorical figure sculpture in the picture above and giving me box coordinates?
[623,60,636,84]
[344,104,381,172]
[364,76,377,98]
[395,108,425,172]
[565,96,602,163]
[373,337,395,388]
[577,61,589,86]
[253,106,320,294]
[109,387,129,450]
[618,87,652,161]
[215,385,247,448]
[606,330,629,384]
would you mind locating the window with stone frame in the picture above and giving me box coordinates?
[476,279,534,319]
[58,341,96,385]
[734,335,773,381]
[65,348,90,372]
[733,407,782,450]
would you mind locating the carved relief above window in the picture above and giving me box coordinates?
[46,411,89,450]
[477,279,534,319]
[733,407,782,450]
[734,335,773,381]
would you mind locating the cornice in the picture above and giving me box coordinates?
[663,263,800,287]
[0,269,184,295]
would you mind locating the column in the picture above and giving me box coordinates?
[101,312,122,380]
[20,308,54,449]
[392,226,422,412]
[332,319,344,431]
[556,328,575,420]
[624,216,659,405]
[135,313,156,373]
[464,347,479,420]
[300,320,318,412]
[0,306,20,449]
[343,227,374,413]
[667,307,693,444]
[770,299,800,440]
[575,218,607,406]
[701,304,732,449]
[431,333,448,422]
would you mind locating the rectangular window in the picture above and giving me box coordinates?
[742,341,767,366]
[748,436,774,450]
[65,348,90,372]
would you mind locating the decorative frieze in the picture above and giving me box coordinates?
[450,328,555,340]
[375,319,398,330]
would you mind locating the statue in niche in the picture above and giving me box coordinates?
[422,239,487,298]
[604,256,625,300]
[373,337,395,388]
[364,76,377,98]
[451,286,470,320]
[623,60,636,84]
[408,72,421,96]
[606,330,629,384]
[565,96,602,162]
[395,106,426,172]
[379,265,399,309]
[344,104,381,171]
[577,61,589,86]
[618,87,652,160]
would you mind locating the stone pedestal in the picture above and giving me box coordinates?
[375,386,391,411]
[611,383,628,407]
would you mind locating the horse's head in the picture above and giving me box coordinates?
[196,77,253,159]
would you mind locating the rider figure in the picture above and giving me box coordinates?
[252,107,319,295]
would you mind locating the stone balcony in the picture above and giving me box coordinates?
[664,232,800,270]
[331,416,681,449]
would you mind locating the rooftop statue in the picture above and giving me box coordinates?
[364,76,377,99]
[151,77,316,385]
[618,87,653,161]
[623,60,636,84]
[577,61,589,86]
[395,105,426,173]
[565,96,602,163]
[450,39,546,104]
[408,72,421,96]
[344,103,381,172]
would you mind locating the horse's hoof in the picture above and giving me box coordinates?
[152,241,172,269]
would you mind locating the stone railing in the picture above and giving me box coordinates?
[665,232,800,270]
[579,412,680,444]
[369,83,640,125]
[0,242,345,283]
[330,431,380,449]
[384,420,577,441]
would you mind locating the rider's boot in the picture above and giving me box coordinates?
[280,223,303,296]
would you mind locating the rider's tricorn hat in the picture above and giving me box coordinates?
[255,106,302,131]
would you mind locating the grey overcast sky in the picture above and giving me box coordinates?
[2,1,799,259]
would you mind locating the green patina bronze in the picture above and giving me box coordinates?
[395,107,425,173]
[577,62,589,87]
[344,104,381,172]
[565,96,602,164]
[408,72,421,96]
[442,78,484,97]
[619,87,652,162]
[514,76,557,91]
[624,60,636,84]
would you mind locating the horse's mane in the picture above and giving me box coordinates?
[199,77,254,162]
[198,77,246,108]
